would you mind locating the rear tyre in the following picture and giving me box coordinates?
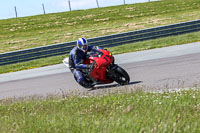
[114,66,130,85]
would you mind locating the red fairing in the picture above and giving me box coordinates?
[85,49,114,83]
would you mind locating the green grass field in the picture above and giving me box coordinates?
[0,89,199,132]
[1,0,200,53]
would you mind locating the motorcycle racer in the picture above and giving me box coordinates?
[68,37,95,88]
[63,38,130,88]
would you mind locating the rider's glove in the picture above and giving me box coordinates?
[86,62,95,71]
[87,65,94,71]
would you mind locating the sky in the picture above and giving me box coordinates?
[0,0,157,20]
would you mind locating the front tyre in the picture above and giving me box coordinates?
[114,66,130,85]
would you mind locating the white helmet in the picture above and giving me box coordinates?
[77,38,88,52]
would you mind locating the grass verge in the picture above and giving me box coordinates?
[1,0,200,53]
[0,89,199,132]
[1,31,200,74]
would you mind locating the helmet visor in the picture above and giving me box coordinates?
[82,45,88,51]
[78,44,88,52]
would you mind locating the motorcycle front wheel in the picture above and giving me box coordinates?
[114,66,130,85]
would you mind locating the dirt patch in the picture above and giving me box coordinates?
[125,15,134,18]
[147,18,168,24]
[94,18,110,22]
[101,28,126,35]
[123,23,145,30]
[53,40,60,43]
[125,7,134,11]
[85,14,96,18]
[9,46,22,50]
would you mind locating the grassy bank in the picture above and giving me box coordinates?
[1,30,200,74]
[0,89,199,132]
[1,0,200,53]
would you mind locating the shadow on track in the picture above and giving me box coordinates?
[89,81,142,91]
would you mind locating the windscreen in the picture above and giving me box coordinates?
[87,49,103,57]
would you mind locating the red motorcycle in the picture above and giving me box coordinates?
[63,48,130,88]
[81,48,130,88]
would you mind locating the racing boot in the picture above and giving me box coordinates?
[80,81,94,89]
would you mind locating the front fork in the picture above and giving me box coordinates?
[106,64,119,81]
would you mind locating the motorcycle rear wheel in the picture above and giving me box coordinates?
[114,66,130,85]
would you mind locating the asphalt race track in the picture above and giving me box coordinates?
[0,43,200,99]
